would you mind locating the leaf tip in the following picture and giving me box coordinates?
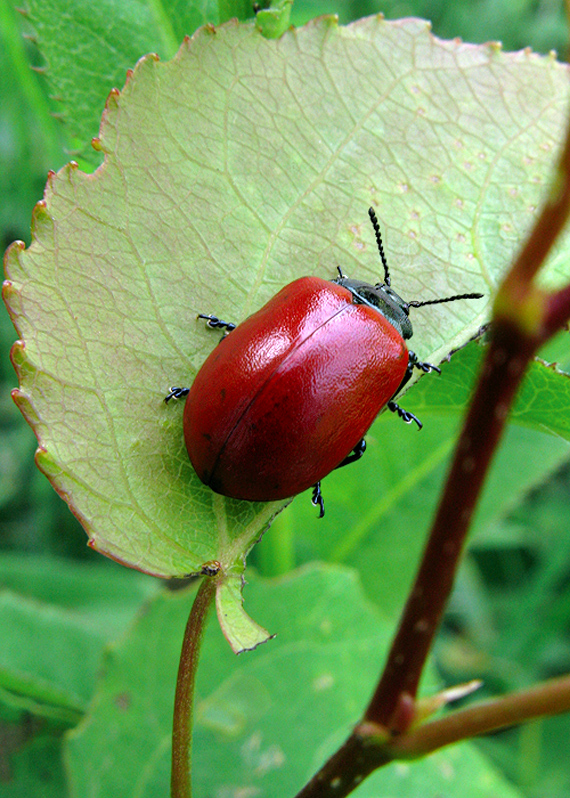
[30,199,55,244]
[10,386,27,410]
[8,338,26,369]
[3,255,27,337]
[35,446,62,479]
[124,54,160,86]
[106,87,121,110]
[216,575,274,654]
[11,383,40,429]
[315,12,339,30]
[3,240,25,280]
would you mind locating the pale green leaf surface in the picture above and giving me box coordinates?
[65,564,522,797]
[4,18,569,584]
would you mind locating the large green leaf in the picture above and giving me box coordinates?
[0,590,107,722]
[269,422,570,617]
[268,342,570,614]
[65,564,523,797]
[411,341,570,441]
[0,552,157,631]
[0,554,158,725]
[4,18,570,631]
[0,734,66,798]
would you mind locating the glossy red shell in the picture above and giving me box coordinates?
[183,276,409,501]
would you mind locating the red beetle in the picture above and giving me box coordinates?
[167,208,482,515]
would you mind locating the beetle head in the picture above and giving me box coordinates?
[334,207,483,341]
[334,276,414,340]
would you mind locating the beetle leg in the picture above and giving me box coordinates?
[408,350,441,375]
[387,400,422,430]
[311,482,325,518]
[385,350,434,428]
[198,313,237,333]
[386,350,440,419]
[310,440,367,519]
[164,386,190,404]
[336,438,367,469]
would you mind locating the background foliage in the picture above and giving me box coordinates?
[2,0,570,796]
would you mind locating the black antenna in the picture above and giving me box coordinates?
[368,207,390,286]
[367,207,484,308]
[408,292,484,309]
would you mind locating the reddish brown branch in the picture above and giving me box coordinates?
[294,112,570,798]
[545,282,570,337]
[296,675,570,798]
[294,733,390,798]
[364,322,539,729]
[365,118,570,731]
[390,674,570,759]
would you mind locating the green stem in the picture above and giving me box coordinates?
[171,575,217,798]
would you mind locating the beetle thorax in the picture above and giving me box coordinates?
[333,277,414,340]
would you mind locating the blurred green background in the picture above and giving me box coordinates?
[2,1,570,796]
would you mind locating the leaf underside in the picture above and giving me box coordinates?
[3,17,570,602]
